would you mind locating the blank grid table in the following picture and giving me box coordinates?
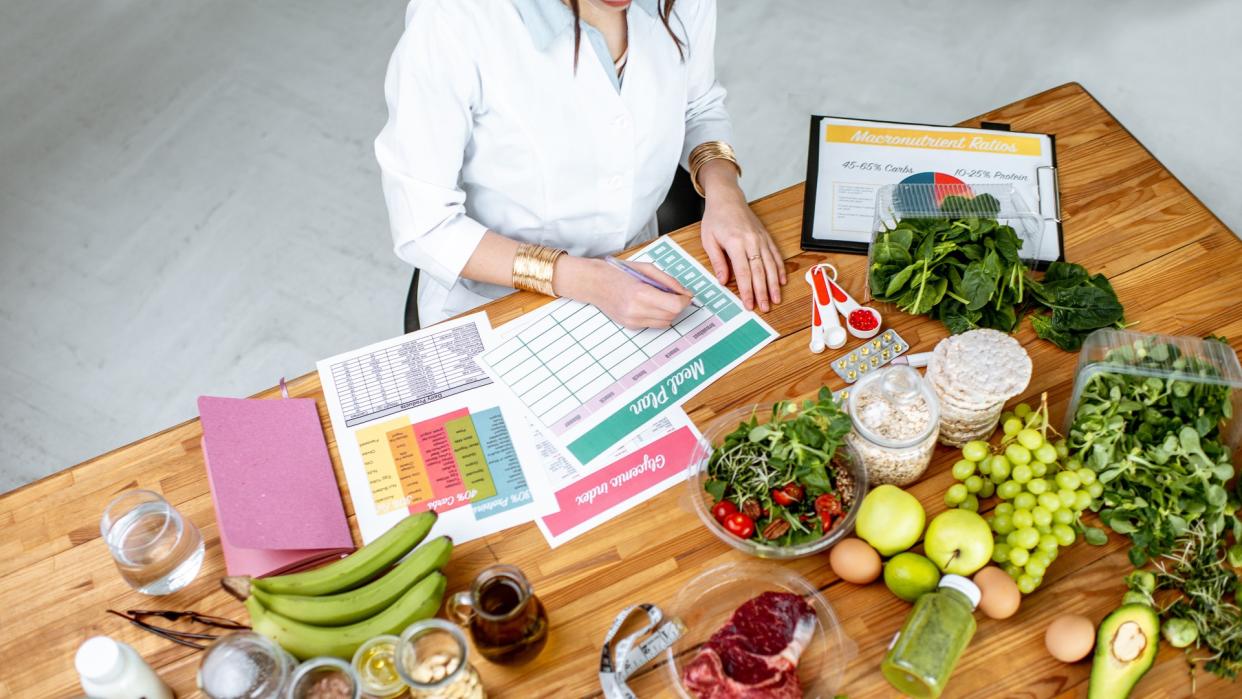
[484,240,741,435]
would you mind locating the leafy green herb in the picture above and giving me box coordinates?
[1067,337,1237,565]
[869,195,1125,350]
[704,387,854,546]
[1125,522,1242,681]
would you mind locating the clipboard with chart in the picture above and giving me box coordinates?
[801,115,1063,267]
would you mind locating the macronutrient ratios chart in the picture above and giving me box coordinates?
[482,239,776,464]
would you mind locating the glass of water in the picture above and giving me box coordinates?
[101,489,205,595]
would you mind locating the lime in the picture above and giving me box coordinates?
[884,552,942,602]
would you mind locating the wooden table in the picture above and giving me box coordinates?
[3,83,1239,698]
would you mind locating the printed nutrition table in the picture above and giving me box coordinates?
[329,322,491,427]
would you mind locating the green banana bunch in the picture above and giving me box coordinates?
[251,511,436,596]
[247,572,447,660]
[250,536,452,626]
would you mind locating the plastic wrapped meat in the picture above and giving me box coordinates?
[682,592,815,698]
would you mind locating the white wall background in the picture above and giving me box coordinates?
[2,0,1239,490]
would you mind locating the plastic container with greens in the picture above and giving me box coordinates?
[866,183,1044,332]
[1066,329,1241,565]
[1065,329,1242,450]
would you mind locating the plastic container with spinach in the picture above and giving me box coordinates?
[868,191,1125,350]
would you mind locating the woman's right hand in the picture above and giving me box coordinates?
[554,256,692,329]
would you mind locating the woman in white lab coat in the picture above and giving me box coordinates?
[375,0,785,329]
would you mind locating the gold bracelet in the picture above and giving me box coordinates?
[688,141,741,197]
[512,243,567,297]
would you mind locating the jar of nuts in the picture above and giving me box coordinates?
[395,620,485,699]
[845,364,940,486]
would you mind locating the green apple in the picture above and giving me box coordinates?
[924,509,994,575]
[855,484,925,556]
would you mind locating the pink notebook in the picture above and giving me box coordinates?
[199,395,355,577]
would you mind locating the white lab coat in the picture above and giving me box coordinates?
[375,0,732,326]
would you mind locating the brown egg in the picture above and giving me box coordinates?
[973,566,1021,620]
[1045,614,1096,663]
[829,538,882,584]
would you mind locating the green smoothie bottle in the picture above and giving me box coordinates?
[881,574,981,698]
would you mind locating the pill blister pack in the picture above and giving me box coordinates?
[829,329,909,385]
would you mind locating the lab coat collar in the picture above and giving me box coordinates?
[514,0,659,50]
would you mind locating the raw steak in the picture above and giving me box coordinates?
[682,591,816,698]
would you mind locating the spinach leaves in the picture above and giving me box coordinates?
[868,194,1125,350]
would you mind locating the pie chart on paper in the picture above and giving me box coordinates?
[894,171,978,212]
[899,171,972,203]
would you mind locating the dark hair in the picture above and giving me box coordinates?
[568,0,684,70]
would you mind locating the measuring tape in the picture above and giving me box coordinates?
[599,604,687,699]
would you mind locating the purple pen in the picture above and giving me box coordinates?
[604,255,704,309]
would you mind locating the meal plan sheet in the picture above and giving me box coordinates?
[480,238,777,465]
[317,313,553,544]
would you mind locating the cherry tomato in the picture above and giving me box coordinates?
[723,512,755,539]
[710,500,738,524]
[772,483,805,506]
[814,493,844,531]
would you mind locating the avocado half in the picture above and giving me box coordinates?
[1088,604,1160,699]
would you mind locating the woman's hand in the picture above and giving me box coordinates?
[697,161,786,312]
[555,256,692,329]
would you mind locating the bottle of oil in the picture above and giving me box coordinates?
[447,564,548,665]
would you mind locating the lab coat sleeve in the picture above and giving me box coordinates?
[678,0,735,169]
[374,0,489,291]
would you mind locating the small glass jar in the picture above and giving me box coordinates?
[881,575,981,698]
[198,631,296,699]
[446,564,547,665]
[286,657,361,699]
[352,636,407,699]
[845,364,939,486]
[395,620,485,699]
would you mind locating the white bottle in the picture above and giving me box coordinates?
[75,636,174,699]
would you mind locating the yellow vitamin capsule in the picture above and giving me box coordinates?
[893,344,905,353]
[881,349,891,360]
[849,353,858,362]
[870,356,880,367]
[858,364,869,373]
[847,370,857,381]
[872,338,883,349]
[883,330,894,342]
[837,359,847,369]
[860,346,870,356]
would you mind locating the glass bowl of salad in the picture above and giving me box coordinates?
[687,389,868,559]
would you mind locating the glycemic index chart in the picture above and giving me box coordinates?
[482,239,776,465]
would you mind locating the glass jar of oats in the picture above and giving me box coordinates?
[845,364,940,486]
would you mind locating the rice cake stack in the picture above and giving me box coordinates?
[927,329,1032,446]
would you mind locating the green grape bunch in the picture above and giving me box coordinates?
[944,394,1101,595]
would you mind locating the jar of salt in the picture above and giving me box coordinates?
[197,631,296,699]
[845,364,939,486]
